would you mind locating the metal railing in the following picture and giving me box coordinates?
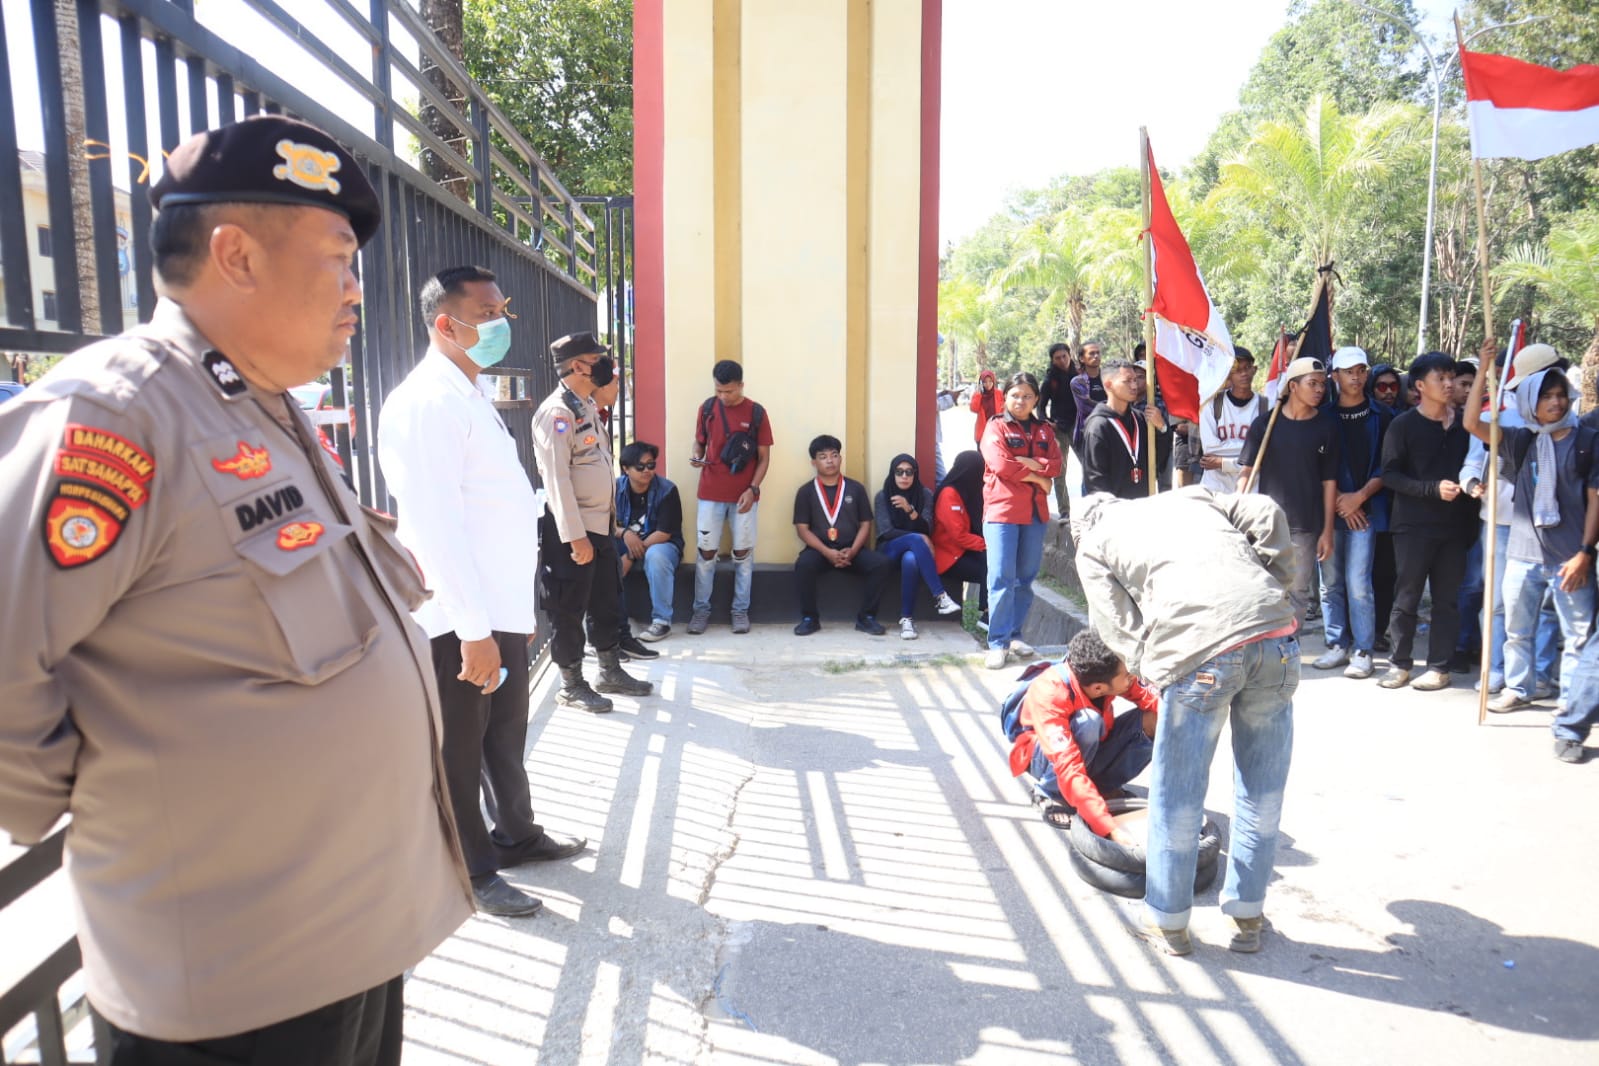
[0,1,615,1057]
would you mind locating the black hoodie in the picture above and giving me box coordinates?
[1082,401,1170,500]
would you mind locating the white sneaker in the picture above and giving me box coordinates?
[1344,651,1373,679]
[985,647,1010,670]
[934,592,961,615]
[1312,647,1349,670]
[899,616,918,640]
[1010,639,1036,659]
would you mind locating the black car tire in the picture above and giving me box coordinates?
[1064,797,1223,897]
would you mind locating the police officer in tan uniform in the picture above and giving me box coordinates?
[0,116,471,1064]
[532,333,652,710]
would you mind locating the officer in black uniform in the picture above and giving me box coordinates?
[531,333,652,710]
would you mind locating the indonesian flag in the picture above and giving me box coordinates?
[1261,331,1294,407]
[1461,47,1599,161]
[1146,140,1235,423]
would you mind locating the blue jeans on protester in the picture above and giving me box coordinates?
[984,519,1047,651]
[1027,707,1152,805]
[1502,557,1594,703]
[694,499,758,614]
[640,542,682,626]
[1321,527,1376,652]
[1482,523,1560,690]
[1458,532,1485,655]
[1146,635,1298,930]
[882,535,948,618]
[1552,631,1599,743]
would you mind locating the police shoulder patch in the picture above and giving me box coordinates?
[43,490,124,568]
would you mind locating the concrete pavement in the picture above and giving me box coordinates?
[403,620,1599,1065]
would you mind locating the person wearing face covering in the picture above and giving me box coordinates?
[874,453,962,639]
[380,267,589,920]
[532,331,654,715]
[1462,345,1599,717]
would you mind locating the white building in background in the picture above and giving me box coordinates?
[0,150,140,335]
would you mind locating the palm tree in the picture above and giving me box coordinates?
[938,275,993,381]
[1210,94,1422,273]
[988,208,1099,348]
[1496,211,1599,405]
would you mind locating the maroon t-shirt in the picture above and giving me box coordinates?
[695,397,774,502]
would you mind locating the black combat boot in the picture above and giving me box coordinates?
[557,665,613,713]
[594,648,653,696]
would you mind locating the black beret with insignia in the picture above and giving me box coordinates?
[150,116,381,247]
[549,331,609,365]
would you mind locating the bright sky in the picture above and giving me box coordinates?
[939,0,1461,244]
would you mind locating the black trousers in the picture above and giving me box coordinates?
[432,631,541,878]
[1389,531,1470,671]
[98,976,403,1066]
[794,546,891,619]
[939,550,989,612]
[540,518,621,667]
[1373,531,1398,645]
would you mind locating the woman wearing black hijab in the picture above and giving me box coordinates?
[931,450,989,627]
[875,453,962,639]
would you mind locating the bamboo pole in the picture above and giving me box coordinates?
[1459,13,1500,726]
[1139,127,1159,495]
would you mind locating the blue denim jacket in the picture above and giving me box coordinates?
[614,474,684,552]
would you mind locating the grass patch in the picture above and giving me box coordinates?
[821,652,976,675]
[1037,571,1087,608]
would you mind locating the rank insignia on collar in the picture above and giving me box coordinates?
[202,351,248,397]
[276,520,325,551]
[273,139,342,195]
[212,441,272,479]
[43,493,123,568]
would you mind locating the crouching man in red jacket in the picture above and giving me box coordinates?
[1003,630,1158,845]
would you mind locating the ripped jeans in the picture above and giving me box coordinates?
[694,499,759,613]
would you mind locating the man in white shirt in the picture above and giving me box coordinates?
[1199,347,1265,493]
[379,265,586,919]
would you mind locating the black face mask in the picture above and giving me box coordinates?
[590,355,615,387]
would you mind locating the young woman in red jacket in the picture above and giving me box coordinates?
[968,369,1000,442]
[980,372,1061,669]
[932,450,988,625]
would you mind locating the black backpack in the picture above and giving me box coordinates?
[700,398,766,475]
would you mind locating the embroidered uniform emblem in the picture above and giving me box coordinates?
[582,435,597,445]
[276,520,325,551]
[554,418,569,435]
[273,139,342,195]
[43,495,123,568]
[202,351,248,397]
[60,424,156,481]
[212,441,273,479]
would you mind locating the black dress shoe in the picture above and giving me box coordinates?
[619,634,660,660]
[855,614,886,636]
[472,875,543,917]
[497,830,588,868]
[794,616,821,636]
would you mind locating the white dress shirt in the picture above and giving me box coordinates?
[378,348,543,640]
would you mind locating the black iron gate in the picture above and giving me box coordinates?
[0,1,606,1060]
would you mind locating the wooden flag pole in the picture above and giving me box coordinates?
[1139,127,1160,496]
[1458,12,1500,726]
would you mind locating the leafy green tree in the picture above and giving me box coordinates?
[464,0,633,196]
[1238,0,1426,120]
[988,209,1102,349]
[1495,211,1599,402]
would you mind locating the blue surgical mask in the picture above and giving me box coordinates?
[448,315,511,368]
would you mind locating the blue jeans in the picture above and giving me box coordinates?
[984,519,1047,650]
[882,535,947,618]
[1502,557,1594,702]
[1146,635,1298,930]
[1458,533,1484,654]
[639,542,682,625]
[1028,707,1152,805]
[1552,631,1599,743]
[1320,527,1376,652]
[694,499,758,613]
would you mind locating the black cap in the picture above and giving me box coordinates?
[549,331,609,365]
[150,116,381,246]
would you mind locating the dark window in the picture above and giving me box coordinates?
[36,226,51,258]
[42,291,58,322]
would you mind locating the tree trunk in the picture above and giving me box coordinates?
[56,0,101,332]
[1581,320,1599,411]
[419,0,472,205]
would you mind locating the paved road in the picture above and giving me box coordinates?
[402,622,1599,1065]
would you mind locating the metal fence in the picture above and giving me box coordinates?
[0,0,626,1059]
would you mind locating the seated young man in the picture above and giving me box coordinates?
[615,440,685,643]
[792,434,892,636]
[1002,630,1158,844]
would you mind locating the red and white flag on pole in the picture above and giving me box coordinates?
[1146,140,1235,423]
[1261,331,1294,407]
[1461,47,1599,161]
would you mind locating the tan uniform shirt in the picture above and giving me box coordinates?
[531,384,614,541]
[0,300,472,1041]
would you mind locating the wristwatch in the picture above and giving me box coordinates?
[750,485,761,500]
[1584,545,1597,559]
